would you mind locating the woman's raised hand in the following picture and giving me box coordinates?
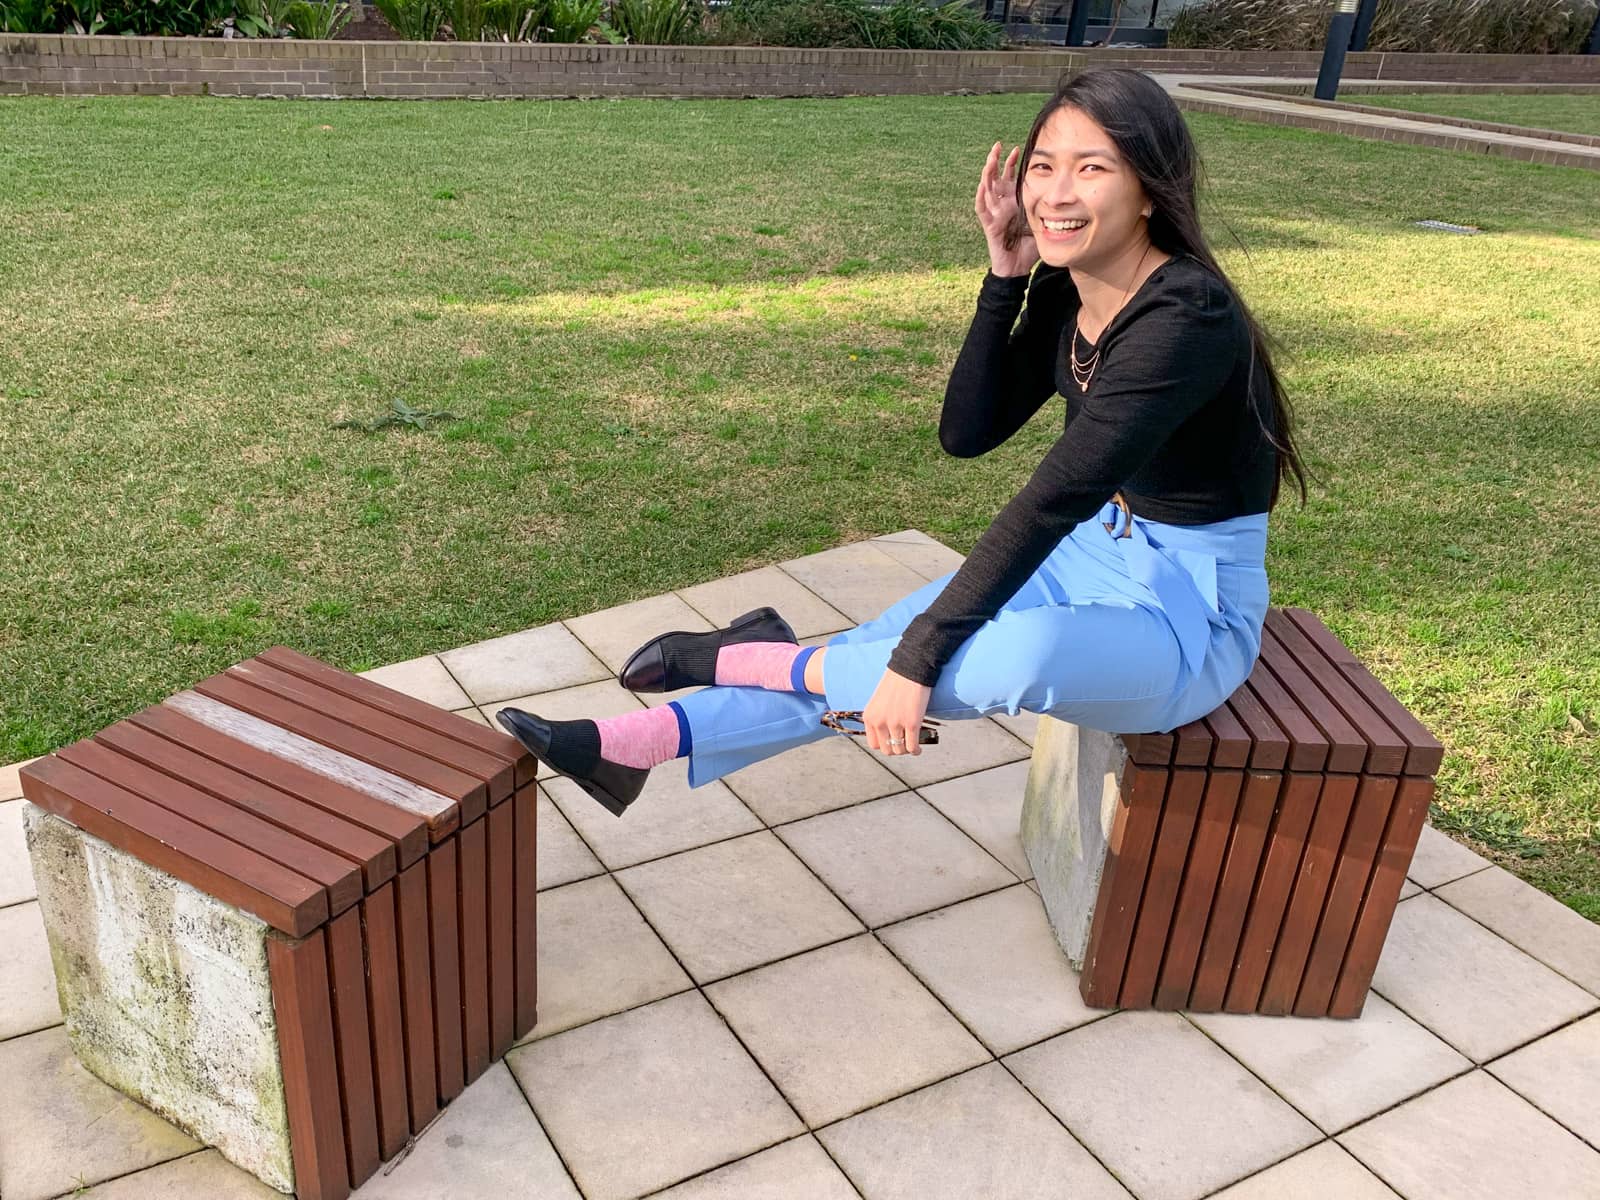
[975,141,1039,279]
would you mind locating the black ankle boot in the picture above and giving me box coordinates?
[494,708,647,818]
[620,606,797,693]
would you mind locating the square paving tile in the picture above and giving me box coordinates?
[705,935,989,1127]
[866,530,966,582]
[879,885,1099,1055]
[481,679,644,781]
[439,622,609,705]
[450,706,490,726]
[1487,1012,1600,1149]
[565,592,713,675]
[724,734,902,825]
[1,797,36,907]
[536,790,603,890]
[651,1135,858,1200]
[1371,893,1597,1062]
[0,901,62,1039]
[1,756,36,800]
[351,1062,579,1199]
[1339,1070,1600,1200]
[1405,824,1491,889]
[0,1026,201,1200]
[880,718,1030,789]
[1399,878,1422,900]
[521,874,691,1042]
[616,831,863,983]
[990,708,1041,747]
[509,991,804,1200]
[79,1150,284,1199]
[545,758,761,871]
[917,761,1033,880]
[1207,1142,1400,1200]
[778,541,928,624]
[776,793,1015,927]
[1188,993,1469,1133]
[818,1062,1131,1200]
[678,566,852,641]
[358,654,470,710]
[1435,865,1600,996]
[1005,1011,1321,1200]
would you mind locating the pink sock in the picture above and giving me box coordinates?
[595,706,683,770]
[715,642,811,691]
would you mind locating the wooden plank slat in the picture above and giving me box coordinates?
[513,786,538,1039]
[1223,771,1322,1013]
[459,819,492,1082]
[1242,662,1329,773]
[1284,609,1444,776]
[428,839,465,1105]
[1119,767,1206,1009]
[1329,775,1434,1018]
[1154,767,1244,1010]
[1121,733,1175,766]
[1264,610,1409,776]
[60,738,362,915]
[191,675,485,825]
[20,758,326,937]
[231,659,513,804]
[1258,773,1360,1015]
[1258,628,1368,774]
[395,861,439,1134]
[487,802,516,1060]
[1189,771,1282,1011]
[266,930,351,1200]
[1079,761,1168,1009]
[324,907,381,1188]
[1200,704,1252,771]
[362,884,410,1161]
[1294,774,1398,1017]
[1171,719,1214,767]
[1222,687,1289,772]
[128,704,428,867]
[260,646,534,789]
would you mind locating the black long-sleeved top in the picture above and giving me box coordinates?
[886,253,1278,686]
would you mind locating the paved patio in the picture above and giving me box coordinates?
[3,530,1599,1200]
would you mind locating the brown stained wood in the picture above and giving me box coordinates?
[1223,685,1290,772]
[1171,719,1214,767]
[324,908,381,1188]
[428,839,466,1105]
[1243,660,1329,773]
[1190,771,1282,1010]
[129,704,429,867]
[231,659,513,804]
[1264,610,1409,776]
[90,724,392,896]
[1121,733,1175,766]
[487,802,516,1059]
[1283,609,1444,776]
[1119,767,1206,1009]
[1079,761,1168,1009]
[1154,768,1244,1010]
[1295,774,1399,1017]
[60,738,363,915]
[1258,773,1360,1015]
[20,758,326,937]
[1201,704,1252,770]
[1258,628,1368,774]
[260,646,535,790]
[1223,772,1322,1013]
[458,819,492,1080]
[1329,775,1435,1018]
[266,931,351,1200]
[395,861,439,1134]
[194,673,488,824]
[362,885,410,1161]
[513,786,538,1039]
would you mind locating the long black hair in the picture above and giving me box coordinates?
[1007,68,1308,508]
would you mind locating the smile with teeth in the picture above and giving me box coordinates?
[1042,217,1088,232]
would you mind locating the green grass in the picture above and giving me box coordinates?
[1355,91,1600,137]
[1,94,1597,919]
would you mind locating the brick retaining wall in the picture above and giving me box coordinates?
[1,36,1595,101]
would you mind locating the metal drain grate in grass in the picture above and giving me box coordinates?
[1414,219,1481,235]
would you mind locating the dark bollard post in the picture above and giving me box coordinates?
[1064,0,1090,47]
[1314,0,1360,101]
[1350,0,1378,52]
[1586,8,1600,55]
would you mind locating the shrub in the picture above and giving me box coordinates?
[606,0,703,43]
[865,0,1003,49]
[544,0,602,39]
[711,0,874,47]
[450,0,543,39]
[286,0,353,36]
[0,0,57,31]
[373,0,447,38]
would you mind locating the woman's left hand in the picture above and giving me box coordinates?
[862,669,934,757]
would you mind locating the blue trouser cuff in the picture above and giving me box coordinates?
[668,700,692,759]
[790,645,820,694]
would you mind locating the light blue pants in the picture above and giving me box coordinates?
[676,506,1271,788]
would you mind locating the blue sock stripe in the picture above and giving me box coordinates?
[790,645,819,694]
[668,700,692,759]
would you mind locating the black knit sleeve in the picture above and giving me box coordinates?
[887,274,1240,686]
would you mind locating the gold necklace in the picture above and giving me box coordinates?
[1070,243,1155,393]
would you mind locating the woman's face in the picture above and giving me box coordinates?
[1022,105,1152,271]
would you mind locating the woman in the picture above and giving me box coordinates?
[497,68,1307,817]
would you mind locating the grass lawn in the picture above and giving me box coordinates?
[1356,91,1600,137]
[1,93,1596,918]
